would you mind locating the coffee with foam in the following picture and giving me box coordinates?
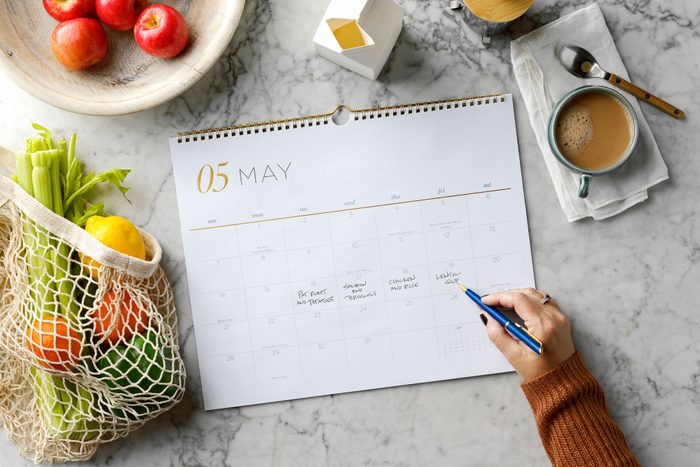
[555,91,633,172]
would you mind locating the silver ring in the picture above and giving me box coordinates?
[540,294,552,305]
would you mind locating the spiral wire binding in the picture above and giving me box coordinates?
[176,94,506,143]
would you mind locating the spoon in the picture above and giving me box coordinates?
[559,45,685,119]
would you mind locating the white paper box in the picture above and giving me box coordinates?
[313,0,403,80]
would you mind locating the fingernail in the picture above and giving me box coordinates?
[480,314,487,326]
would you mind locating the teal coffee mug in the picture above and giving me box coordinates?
[547,86,639,198]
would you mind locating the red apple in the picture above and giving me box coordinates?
[51,18,108,71]
[96,0,148,31]
[134,4,189,58]
[43,0,96,22]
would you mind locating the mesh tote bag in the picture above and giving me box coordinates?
[0,175,186,463]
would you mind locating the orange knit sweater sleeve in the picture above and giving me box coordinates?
[520,352,641,467]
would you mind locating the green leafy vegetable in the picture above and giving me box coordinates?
[64,168,131,226]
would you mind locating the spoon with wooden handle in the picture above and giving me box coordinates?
[559,45,685,119]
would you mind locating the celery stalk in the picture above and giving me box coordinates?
[31,368,98,441]
[32,123,55,150]
[15,125,131,441]
[26,137,48,154]
[18,131,98,441]
[16,152,36,304]
[31,367,67,439]
[50,148,64,218]
[29,155,56,314]
[46,148,74,315]
[57,138,68,181]
[18,151,69,436]
[30,151,56,207]
[16,152,33,197]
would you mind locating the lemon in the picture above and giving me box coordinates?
[81,215,146,280]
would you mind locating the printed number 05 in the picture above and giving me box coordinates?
[197,162,229,193]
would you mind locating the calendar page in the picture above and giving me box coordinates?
[170,95,534,409]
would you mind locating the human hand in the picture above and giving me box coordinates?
[481,289,575,381]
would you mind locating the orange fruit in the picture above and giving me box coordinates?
[91,290,149,345]
[25,315,82,372]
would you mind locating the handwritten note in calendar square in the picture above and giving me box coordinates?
[170,94,534,409]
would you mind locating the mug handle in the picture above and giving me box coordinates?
[578,174,591,198]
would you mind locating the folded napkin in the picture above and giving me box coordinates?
[510,3,668,222]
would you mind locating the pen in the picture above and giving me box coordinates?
[458,284,543,355]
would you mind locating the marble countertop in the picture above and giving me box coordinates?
[1,0,698,465]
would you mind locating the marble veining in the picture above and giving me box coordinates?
[1,0,699,465]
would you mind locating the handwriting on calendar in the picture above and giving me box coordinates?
[296,287,334,308]
[342,281,378,302]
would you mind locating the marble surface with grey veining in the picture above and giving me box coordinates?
[1,1,699,465]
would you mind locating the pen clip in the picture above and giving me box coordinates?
[507,322,544,355]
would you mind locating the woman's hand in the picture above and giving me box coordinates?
[481,289,575,381]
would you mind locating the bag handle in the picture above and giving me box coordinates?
[0,147,15,210]
[0,175,161,279]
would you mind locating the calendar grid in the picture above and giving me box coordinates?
[188,218,518,265]
[280,219,305,377]
[191,251,521,297]
[417,202,441,357]
[372,206,396,365]
[463,196,481,290]
[190,185,528,371]
[201,320,487,361]
[233,227,258,383]
[191,187,527,379]
[198,289,487,326]
[325,214,351,369]
[190,187,512,232]
[191,242,519,265]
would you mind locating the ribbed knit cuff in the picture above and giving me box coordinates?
[519,352,640,467]
[520,351,593,408]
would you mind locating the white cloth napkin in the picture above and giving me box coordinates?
[510,3,668,222]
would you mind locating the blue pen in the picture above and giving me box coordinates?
[458,284,543,355]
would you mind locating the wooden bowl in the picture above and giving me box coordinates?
[0,1,245,116]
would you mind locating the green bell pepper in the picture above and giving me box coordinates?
[96,330,178,420]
